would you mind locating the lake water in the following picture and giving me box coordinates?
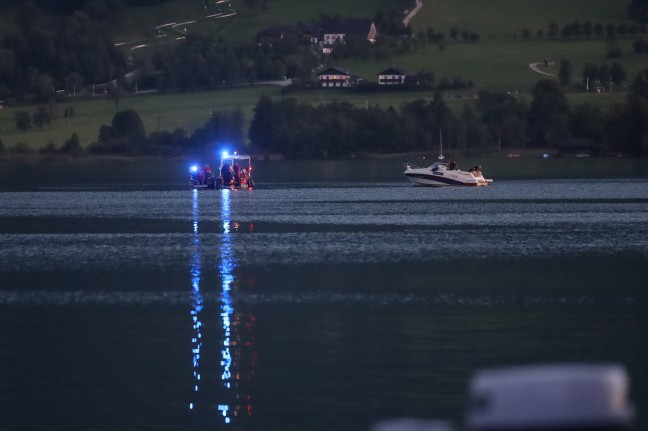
[1,159,647,431]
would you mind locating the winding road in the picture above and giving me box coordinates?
[403,0,423,26]
[529,62,556,77]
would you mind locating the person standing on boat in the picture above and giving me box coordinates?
[228,164,236,186]
[448,160,458,170]
[221,163,231,185]
[240,168,248,186]
[233,162,241,186]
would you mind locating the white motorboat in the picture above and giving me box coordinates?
[403,161,493,187]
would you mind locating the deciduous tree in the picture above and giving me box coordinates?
[528,79,569,146]
[559,60,572,86]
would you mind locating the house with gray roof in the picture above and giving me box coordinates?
[317,66,359,88]
[377,67,407,85]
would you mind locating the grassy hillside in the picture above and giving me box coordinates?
[334,0,642,92]
[111,0,643,94]
[409,0,626,38]
[338,38,646,93]
[216,0,392,43]
[113,0,392,44]
[0,0,643,151]
[0,86,280,149]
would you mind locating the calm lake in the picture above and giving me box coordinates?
[1,158,647,431]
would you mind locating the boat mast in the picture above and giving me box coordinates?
[438,129,445,160]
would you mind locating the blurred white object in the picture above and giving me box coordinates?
[466,364,634,430]
[372,418,454,431]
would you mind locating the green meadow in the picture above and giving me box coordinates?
[339,38,647,92]
[0,86,283,149]
[409,0,626,38]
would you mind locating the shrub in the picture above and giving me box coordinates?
[60,133,82,154]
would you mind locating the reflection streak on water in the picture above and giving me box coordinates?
[218,189,234,424]
[190,189,203,411]
[187,188,255,424]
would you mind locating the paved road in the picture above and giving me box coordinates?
[403,0,423,26]
[529,62,556,76]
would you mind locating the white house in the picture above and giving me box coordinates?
[320,19,378,53]
[377,67,406,85]
[317,67,357,88]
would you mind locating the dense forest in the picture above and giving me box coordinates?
[0,1,126,101]
[247,78,648,157]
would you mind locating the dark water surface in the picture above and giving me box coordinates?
[1,159,648,431]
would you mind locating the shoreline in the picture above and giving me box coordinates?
[0,149,640,164]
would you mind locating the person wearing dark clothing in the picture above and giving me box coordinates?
[221,163,231,185]
[233,163,240,186]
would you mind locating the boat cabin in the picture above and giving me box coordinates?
[217,153,254,189]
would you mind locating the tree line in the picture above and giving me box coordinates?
[537,21,648,39]
[3,71,648,158]
[557,61,627,88]
[248,80,647,158]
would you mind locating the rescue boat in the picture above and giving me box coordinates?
[188,152,255,189]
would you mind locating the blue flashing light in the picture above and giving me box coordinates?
[190,165,198,173]
[222,150,229,158]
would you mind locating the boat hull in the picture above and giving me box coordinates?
[404,165,491,187]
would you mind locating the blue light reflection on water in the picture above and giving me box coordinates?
[219,189,235,424]
[188,188,250,425]
[190,189,204,411]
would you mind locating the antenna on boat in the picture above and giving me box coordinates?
[438,129,445,160]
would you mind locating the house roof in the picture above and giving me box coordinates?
[378,67,406,76]
[317,66,353,76]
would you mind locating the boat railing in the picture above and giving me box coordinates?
[404,162,423,170]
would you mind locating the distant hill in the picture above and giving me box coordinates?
[110,0,641,92]
[329,0,643,92]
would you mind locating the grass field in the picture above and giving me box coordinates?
[410,0,626,38]
[0,86,281,149]
[337,38,647,93]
